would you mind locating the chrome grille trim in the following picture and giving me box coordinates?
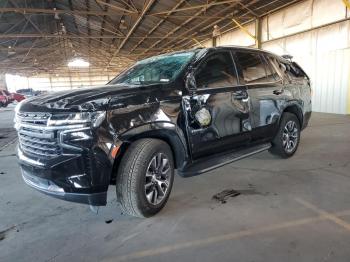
[17,122,85,131]
[16,112,62,158]
[16,112,50,125]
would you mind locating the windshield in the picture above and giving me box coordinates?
[110,51,196,85]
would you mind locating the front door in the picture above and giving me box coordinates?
[183,50,252,160]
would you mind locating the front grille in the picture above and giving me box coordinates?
[16,113,62,158]
[16,112,50,125]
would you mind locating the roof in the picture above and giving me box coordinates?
[0,0,302,76]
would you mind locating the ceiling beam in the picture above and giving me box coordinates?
[128,0,187,53]
[105,0,155,68]
[95,0,138,14]
[136,1,237,56]
[135,1,221,56]
[0,7,253,19]
[0,34,210,39]
[0,7,128,16]
[163,0,259,52]
[149,0,239,16]
[0,46,172,51]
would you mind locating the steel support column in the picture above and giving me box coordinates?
[342,0,350,10]
[255,17,262,49]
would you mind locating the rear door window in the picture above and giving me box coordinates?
[234,52,269,84]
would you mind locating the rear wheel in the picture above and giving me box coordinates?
[269,112,300,158]
[116,138,174,218]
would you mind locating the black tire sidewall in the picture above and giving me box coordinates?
[270,112,301,158]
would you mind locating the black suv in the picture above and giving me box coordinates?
[15,47,312,217]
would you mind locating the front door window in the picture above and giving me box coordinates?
[195,52,238,88]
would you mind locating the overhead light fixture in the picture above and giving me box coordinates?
[53,8,60,20]
[8,46,16,55]
[67,58,90,68]
[119,19,127,30]
[213,25,221,37]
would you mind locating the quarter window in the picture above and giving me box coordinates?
[195,52,238,88]
[279,60,307,80]
[289,62,307,78]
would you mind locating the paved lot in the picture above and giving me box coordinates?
[1,109,350,262]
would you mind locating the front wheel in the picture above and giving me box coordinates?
[269,112,301,158]
[116,138,174,218]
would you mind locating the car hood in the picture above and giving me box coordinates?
[18,84,161,113]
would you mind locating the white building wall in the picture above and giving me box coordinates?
[6,72,117,92]
[207,0,350,114]
[217,22,256,46]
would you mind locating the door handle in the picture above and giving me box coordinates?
[273,89,284,95]
[232,91,248,100]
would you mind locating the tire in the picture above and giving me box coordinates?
[116,138,175,218]
[269,112,301,158]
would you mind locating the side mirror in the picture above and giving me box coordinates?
[185,69,197,91]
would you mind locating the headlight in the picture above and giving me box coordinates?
[60,127,94,150]
[55,112,106,150]
[47,111,106,128]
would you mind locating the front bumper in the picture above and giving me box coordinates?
[22,169,106,205]
[18,147,111,206]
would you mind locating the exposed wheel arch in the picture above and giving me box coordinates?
[282,104,303,127]
[110,127,189,184]
[125,129,188,169]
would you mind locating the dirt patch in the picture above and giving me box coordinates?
[105,219,113,224]
[0,225,17,241]
[212,187,271,204]
[212,189,241,204]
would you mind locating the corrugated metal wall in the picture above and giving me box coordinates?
[211,0,350,114]
[313,49,350,114]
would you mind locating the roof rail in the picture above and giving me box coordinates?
[282,54,293,60]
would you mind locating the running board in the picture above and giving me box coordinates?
[178,143,271,177]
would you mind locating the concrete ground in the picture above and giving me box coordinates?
[1,106,350,262]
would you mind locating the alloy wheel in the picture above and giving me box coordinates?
[282,120,299,153]
[144,153,171,205]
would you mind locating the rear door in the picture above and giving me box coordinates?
[184,50,252,159]
[233,51,284,143]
